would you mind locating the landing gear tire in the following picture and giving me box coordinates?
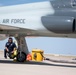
[17,52,27,62]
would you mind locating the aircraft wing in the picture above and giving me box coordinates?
[0,24,76,40]
[0,24,35,34]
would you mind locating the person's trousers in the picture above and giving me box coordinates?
[4,49,8,58]
[4,49,13,58]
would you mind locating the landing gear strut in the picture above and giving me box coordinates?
[15,36,29,62]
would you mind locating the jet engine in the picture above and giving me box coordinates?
[41,16,75,33]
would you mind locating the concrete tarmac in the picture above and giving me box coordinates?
[0,51,76,75]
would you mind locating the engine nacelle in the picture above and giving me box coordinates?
[41,16,75,33]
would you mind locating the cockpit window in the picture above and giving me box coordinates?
[72,0,76,6]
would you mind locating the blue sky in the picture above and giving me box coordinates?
[0,0,76,55]
[0,0,48,6]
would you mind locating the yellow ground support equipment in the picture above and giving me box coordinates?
[10,48,17,59]
[32,49,44,61]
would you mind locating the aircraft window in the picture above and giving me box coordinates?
[72,0,76,6]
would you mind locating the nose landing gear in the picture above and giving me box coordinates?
[15,36,29,62]
[17,52,27,62]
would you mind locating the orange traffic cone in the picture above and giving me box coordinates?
[26,54,32,61]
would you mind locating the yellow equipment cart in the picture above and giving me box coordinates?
[32,49,44,61]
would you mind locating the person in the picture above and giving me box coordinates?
[4,37,16,59]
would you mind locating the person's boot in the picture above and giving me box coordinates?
[4,56,7,59]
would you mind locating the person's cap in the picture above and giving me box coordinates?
[9,37,13,40]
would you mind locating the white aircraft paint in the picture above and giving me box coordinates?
[0,1,55,30]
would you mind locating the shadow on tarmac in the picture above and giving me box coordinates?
[0,59,76,68]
